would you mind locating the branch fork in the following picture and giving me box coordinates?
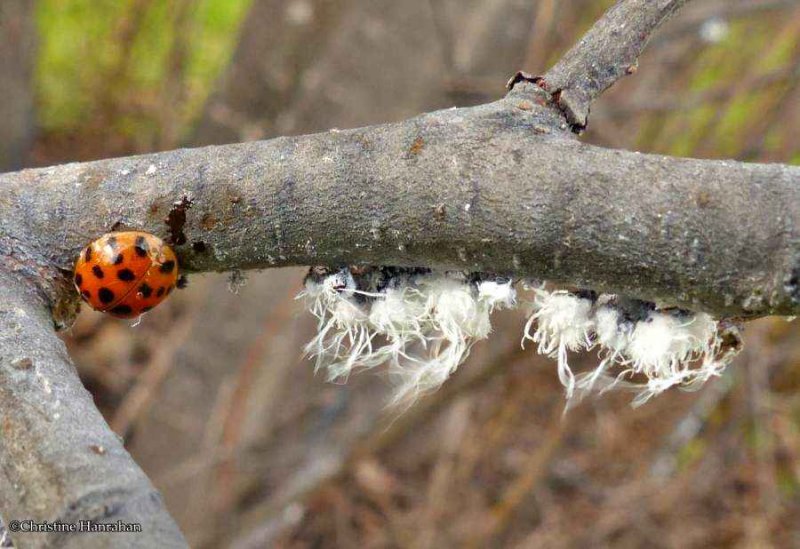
[3,0,795,546]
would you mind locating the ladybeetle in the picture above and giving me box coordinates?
[73,231,179,318]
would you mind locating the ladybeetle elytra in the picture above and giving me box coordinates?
[73,231,179,319]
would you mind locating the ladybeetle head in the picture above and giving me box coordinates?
[73,231,179,318]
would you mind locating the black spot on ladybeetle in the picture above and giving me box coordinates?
[110,304,133,316]
[139,283,153,298]
[84,247,92,262]
[106,236,118,250]
[74,273,83,287]
[159,260,175,274]
[156,287,165,297]
[98,288,115,304]
[92,265,105,279]
[117,268,135,281]
[114,253,124,265]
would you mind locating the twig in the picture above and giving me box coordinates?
[540,0,691,128]
[745,322,781,529]
[110,313,197,437]
[649,371,735,480]
[476,408,575,546]
[213,295,296,514]
[3,88,800,319]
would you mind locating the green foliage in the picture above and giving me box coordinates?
[36,0,252,143]
[636,15,800,161]
[36,0,126,129]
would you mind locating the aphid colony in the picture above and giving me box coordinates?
[299,266,743,406]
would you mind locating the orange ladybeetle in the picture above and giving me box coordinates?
[73,231,179,318]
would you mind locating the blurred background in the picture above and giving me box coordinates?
[3,0,800,547]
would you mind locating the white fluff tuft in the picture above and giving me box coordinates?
[299,272,387,382]
[368,286,427,346]
[574,304,631,395]
[522,289,594,399]
[521,289,741,406]
[478,279,517,311]
[301,272,517,405]
[593,305,631,355]
[625,311,722,405]
[389,278,493,404]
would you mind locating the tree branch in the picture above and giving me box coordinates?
[539,0,691,128]
[0,0,796,544]
[1,85,799,319]
[0,269,188,548]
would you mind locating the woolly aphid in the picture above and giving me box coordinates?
[299,267,742,406]
[299,267,515,404]
[525,290,741,406]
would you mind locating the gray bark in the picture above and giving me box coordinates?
[2,85,799,319]
[0,269,187,548]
